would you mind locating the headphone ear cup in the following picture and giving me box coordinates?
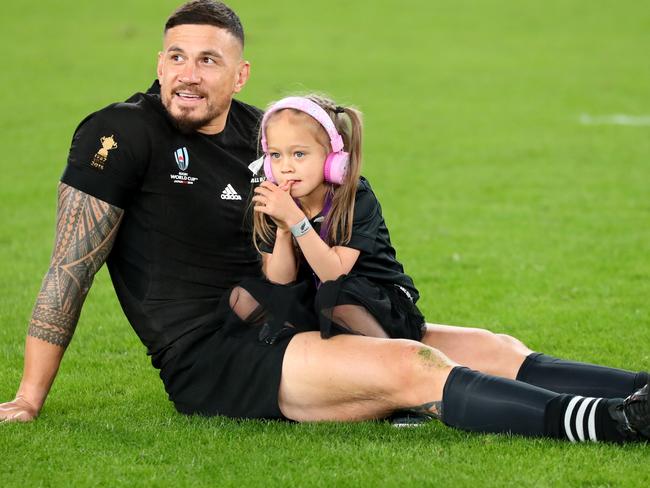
[263,154,276,183]
[323,151,350,185]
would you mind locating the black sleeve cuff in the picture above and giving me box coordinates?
[61,164,132,209]
[345,233,376,253]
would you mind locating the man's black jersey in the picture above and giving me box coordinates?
[261,177,420,302]
[61,87,264,367]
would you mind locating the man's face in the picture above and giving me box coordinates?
[157,24,249,134]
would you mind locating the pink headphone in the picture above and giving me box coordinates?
[260,97,350,185]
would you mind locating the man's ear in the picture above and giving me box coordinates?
[233,60,251,94]
[156,51,164,82]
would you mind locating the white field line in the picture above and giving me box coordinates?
[579,113,650,126]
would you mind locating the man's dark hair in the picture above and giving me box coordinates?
[165,1,245,46]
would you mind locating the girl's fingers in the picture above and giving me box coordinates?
[253,205,271,215]
[252,195,274,208]
[279,181,294,192]
[258,181,278,191]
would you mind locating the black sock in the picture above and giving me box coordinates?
[441,367,629,442]
[545,395,625,442]
[517,352,648,398]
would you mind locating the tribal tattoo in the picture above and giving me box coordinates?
[27,183,123,347]
[402,401,444,420]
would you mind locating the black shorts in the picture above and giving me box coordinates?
[158,278,317,419]
[158,275,424,419]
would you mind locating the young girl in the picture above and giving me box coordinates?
[249,94,425,342]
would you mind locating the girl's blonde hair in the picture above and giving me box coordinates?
[253,94,363,253]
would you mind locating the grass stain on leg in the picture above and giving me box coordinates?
[417,346,452,370]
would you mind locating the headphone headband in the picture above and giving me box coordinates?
[260,97,345,153]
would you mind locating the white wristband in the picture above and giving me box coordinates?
[290,217,312,237]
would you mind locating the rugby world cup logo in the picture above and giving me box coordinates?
[174,147,189,171]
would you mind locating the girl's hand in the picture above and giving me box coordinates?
[253,181,305,230]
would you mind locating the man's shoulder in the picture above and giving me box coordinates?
[222,98,263,148]
[229,98,263,132]
[88,92,165,128]
[72,92,168,148]
[231,98,264,119]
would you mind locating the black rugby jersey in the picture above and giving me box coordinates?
[262,177,420,302]
[61,86,264,366]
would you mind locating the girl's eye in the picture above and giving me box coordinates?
[270,152,280,160]
[294,151,305,158]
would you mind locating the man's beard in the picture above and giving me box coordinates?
[162,90,219,134]
[170,107,215,134]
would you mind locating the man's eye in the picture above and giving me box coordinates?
[171,54,183,62]
[203,57,215,64]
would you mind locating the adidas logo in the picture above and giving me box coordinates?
[221,184,242,200]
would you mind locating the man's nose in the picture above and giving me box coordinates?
[179,62,200,84]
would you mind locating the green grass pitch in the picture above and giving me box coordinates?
[1,0,650,486]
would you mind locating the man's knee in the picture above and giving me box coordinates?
[463,326,529,353]
[383,339,455,405]
[496,333,530,353]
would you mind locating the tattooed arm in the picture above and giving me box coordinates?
[0,183,123,422]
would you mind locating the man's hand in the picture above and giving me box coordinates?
[0,396,39,423]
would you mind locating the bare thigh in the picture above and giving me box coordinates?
[278,332,456,422]
[421,323,533,379]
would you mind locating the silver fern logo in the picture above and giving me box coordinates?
[174,147,189,171]
[248,156,265,184]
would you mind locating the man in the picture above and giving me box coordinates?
[2,0,649,443]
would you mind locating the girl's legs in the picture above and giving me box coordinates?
[325,304,389,338]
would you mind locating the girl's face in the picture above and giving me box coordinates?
[265,110,330,204]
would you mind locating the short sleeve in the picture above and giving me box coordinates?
[60,105,150,208]
[345,180,381,253]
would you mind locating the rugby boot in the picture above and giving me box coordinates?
[389,411,434,428]
[608,384,650,441]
